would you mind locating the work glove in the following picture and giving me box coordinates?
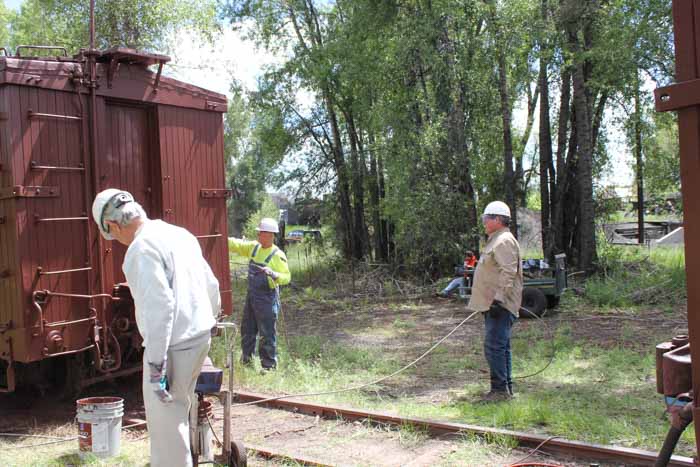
[261,266,280,280]
[148,359,173,403]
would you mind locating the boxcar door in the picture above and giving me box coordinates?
[101,102,156,285]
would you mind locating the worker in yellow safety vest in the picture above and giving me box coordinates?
[228,218,291,370]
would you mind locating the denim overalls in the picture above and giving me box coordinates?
[240,244,280,369]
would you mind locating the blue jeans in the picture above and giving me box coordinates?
[484,303,517,392]
[442,277,466,295]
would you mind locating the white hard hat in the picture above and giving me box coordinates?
[256,217,279,233]
[91,189,134,240]
[483,200,511,218]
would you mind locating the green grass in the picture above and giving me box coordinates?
[207,318,693,456]
[584,243,685,309]
[0,436,151,467]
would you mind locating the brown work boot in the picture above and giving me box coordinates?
[478,390,512,403]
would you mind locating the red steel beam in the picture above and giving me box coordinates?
[233,391,694,466]
[655,0,700,457]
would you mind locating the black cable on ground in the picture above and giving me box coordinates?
[513,306,557,381]
[507,435,562,466]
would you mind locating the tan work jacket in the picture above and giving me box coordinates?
[467,227,523,317]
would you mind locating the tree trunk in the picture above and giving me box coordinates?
[495,28,517,236]
[551,66,571,255]
[571,58,596,272]
[635,78,645,244]
[324,90,354,258]
[538,46,553,259]
[345,110,368,259]
[518,82,540,208]
[367,132,384,261]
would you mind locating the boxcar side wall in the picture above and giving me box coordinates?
[9,85,93,363]
[0,85,21,362]
[157,105,232,316]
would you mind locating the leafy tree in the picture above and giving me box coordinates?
[644,112,680,197]
[242,194,279,239]
[9,0,218,54]
[226,81,293,236]
[224,0,677,276]
[0,2,10,48]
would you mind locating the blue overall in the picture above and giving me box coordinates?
[240,244,280,369]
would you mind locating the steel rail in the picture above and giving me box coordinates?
[233,391,694,467]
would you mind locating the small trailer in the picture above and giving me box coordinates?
[456,253,568,318]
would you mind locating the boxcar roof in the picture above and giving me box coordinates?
[0,51,227,113]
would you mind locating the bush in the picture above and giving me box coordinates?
[584,244,686,308]
[242,194,280,239]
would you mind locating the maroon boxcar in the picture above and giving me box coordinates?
[0,47,231,394]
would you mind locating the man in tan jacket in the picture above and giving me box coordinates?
[467,201,523,402]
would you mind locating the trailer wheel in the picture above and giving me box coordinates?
[229,440,247,467]
[520,288,547,318]
[546,295,560,309]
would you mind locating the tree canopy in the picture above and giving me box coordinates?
[222,0,674,274]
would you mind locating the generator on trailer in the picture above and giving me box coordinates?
[0,46,232,394]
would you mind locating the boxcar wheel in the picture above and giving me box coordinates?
[229,440,247,467]
[520,288,547,319]
[59,355,85,401]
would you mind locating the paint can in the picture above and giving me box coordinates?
[76,396,124,459]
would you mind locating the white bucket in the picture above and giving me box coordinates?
[76,396,124,459]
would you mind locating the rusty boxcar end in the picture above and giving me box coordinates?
[0,47,231,394]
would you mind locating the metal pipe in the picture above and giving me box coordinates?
[27,111,82,121]
[30,163,85,172]
[87,0,107,364]
[79,365,141,388]
[15,45,68,57]
[37,266,92,276]
[45,315,96,328]
[89,0,95,51]
[43,343,95,358]
[43,291,114,301]
[35,217,89,223]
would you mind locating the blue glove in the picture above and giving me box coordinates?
[148,360,173,403]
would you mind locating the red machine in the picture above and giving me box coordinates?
[0,46,231,394]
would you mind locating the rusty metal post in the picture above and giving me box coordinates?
[655,0,700,457]
[87,0,111,362]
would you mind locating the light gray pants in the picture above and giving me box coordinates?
[142,335,210,467]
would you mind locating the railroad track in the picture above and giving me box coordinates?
[231,390,694,467]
